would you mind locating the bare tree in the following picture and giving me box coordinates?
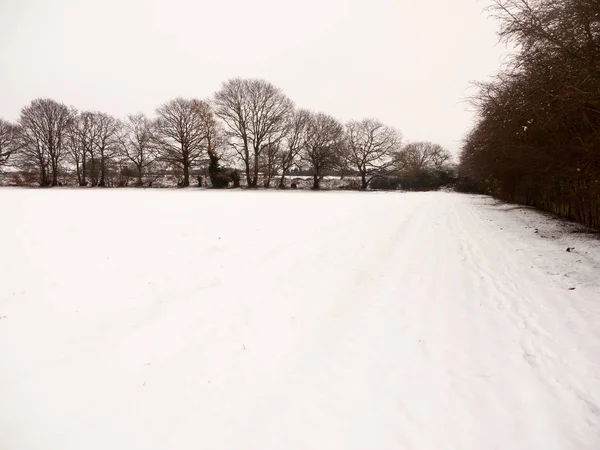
[119,113,156,186]
[393,141,454,191]
[90,113,121,187]
[213,79,250,183]
[64,111,120,187]
[65,112,93,186]
[18,99,73,186]
[302,112,345,190]
[154,98,211,187]
[78,112,100,186]
[460,0,600,229]
[278,109,310,188]
[0,119,20,170]
[65,117,84,186]
[214,78,294,188]
[395,142,451,172]
[344,119,401,189]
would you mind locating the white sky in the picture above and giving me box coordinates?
[0,0,508,155]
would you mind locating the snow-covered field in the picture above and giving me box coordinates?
[1,189,599,450]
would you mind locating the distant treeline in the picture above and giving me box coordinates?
[0,79,455,191]
[459,0,600,229]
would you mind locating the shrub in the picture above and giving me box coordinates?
[370,176,402,190]
[208,149,241,188]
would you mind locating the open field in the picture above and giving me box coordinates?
[1,189,599,450]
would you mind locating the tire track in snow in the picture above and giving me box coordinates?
[221,193,600,449]
[219,196,429,449]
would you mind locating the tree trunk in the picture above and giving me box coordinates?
[40,166,48,186]
[244,145,252,187]
[278,173,286,189]
[51,163,59,186]
[251,146,259,188]
[81,154,87,186]
[360,173,368,190]
[251,166,259,188]
[99,155,106,187]
[183,163,190,187]
[73,156,83,186]
[312,174,320,190]
[75,164,82,186]
[244,162,252,187]
[89,157,97,186]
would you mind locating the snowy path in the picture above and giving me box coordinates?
[0,190,599,450]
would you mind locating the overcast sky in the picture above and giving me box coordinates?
[0,0,507,155]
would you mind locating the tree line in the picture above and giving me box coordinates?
[459,0,600,229]
[0,78,454,191]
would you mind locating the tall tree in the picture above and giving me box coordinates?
[119,113,156,186]
[278,109,310,188]
[344,119,401,189]
[214,78,294,188]
[65,112,93,186]
[154,98,211,187]
[302,112,345,190]
[18,99,73,186]
[90,112,121,187]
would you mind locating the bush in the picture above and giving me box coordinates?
[207,150,241,188]
[370,176,402,190]
[399,168,457,191]
[455,174,482,193]
[208,150,230,188]
[212,171,232,189]
[339,179,362,190]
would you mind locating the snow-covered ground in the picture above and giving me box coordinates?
[1,189,599,450]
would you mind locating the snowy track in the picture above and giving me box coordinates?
[1,190,599,449]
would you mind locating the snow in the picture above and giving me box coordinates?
[1,189,599,450]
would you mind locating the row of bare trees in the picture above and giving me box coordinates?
[1,78,453,190]
[0,99,216,188]
[213,79,410,189]
[460,0,600,229]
